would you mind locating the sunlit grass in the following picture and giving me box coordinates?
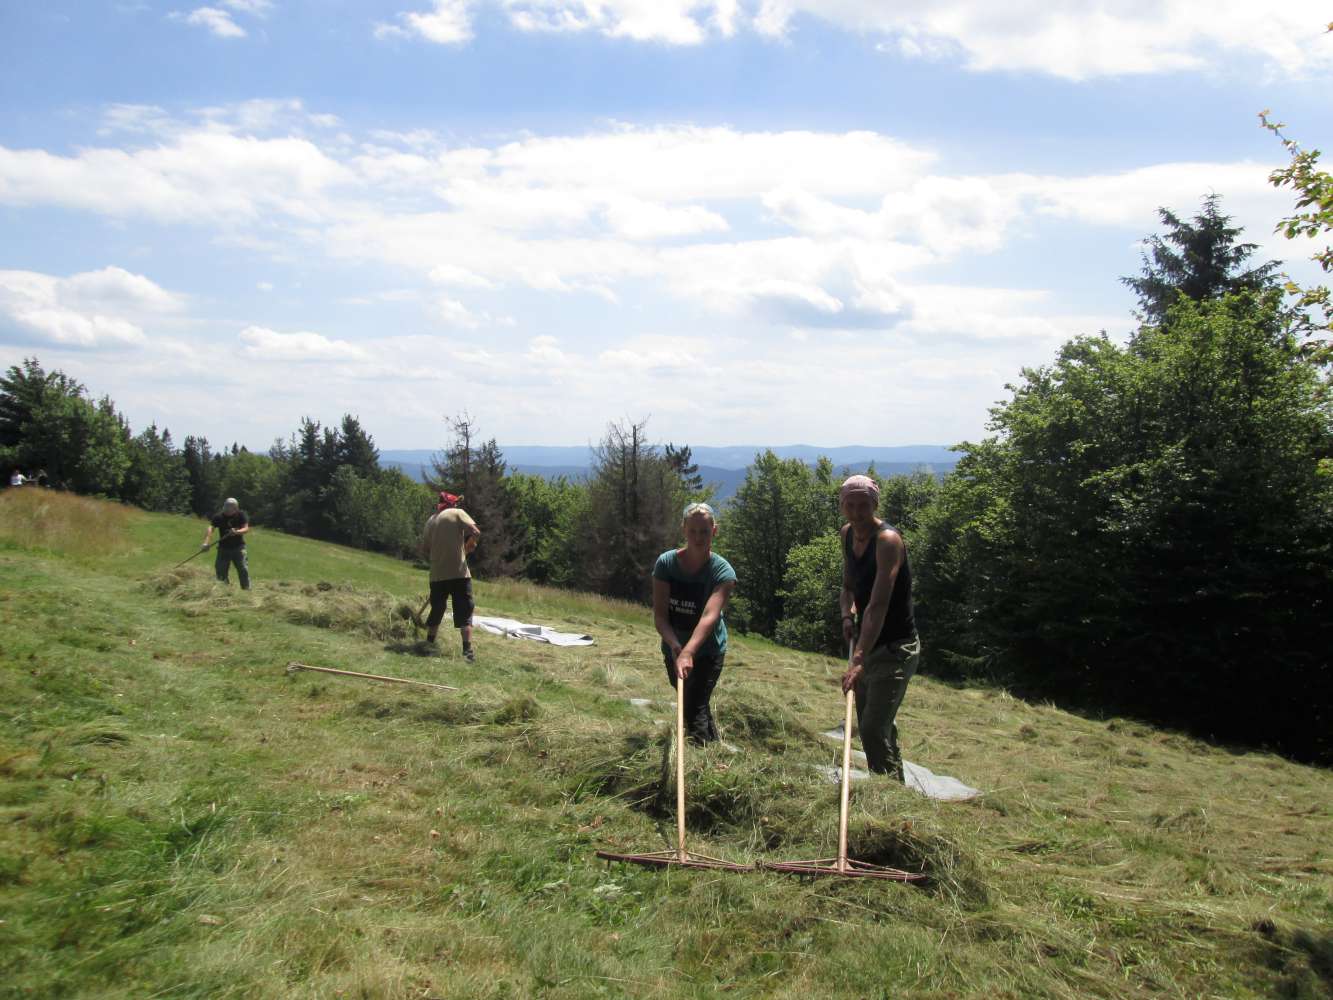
[0,495,1330,998]
[0,487,135,559]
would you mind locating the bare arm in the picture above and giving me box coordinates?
[842,529,904,693]
[674,580,736,680]
[652,578,681,656]
[838,525,856,644]
[682,581,735,659]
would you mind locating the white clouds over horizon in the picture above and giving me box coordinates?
[0,103,1320,447]
[0,117,1300,337]
[381,0,1333,79]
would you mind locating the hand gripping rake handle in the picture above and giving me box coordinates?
[174,545,210,568]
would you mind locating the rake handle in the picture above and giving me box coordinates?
[286,661,458,692]
[676,670,687,863]
[838,640,856,874]
[174,530,235,568]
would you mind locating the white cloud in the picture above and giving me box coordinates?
[0,267,182,348]
[98,104,176,137]
[0,130,351,224]
[433,295,516,328]
[429,264,497,289]
[797,2,1333,79]
[0,114,1306,372]
[598,332,708,374]
[63,266,187,314]
[503,0,736,44]
[380,0,1333,78]
[1030,161,1278,228]
[175,7,247,38]
[435,296,482,327]
[237,325,371,362]
[603,196,729,240]
[378,0,474,44]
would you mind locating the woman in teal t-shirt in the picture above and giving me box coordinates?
[651,502,738,744]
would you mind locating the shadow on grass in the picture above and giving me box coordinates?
[382,640,441,657]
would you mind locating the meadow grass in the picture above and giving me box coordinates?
[1,490,1330,998]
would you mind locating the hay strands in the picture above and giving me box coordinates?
[412,595,429,628]
[596,673,751,873]
[762,647,925,883]
[286,661,458,692]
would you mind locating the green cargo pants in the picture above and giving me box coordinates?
[852,635,920,781]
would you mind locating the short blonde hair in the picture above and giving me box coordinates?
[682,501,716,523]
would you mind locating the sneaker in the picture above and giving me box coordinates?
[462,647,476,663]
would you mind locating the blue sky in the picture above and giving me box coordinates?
[1,2,1329,452]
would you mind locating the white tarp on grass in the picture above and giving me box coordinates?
[472,615,595,647]
[820,725,981,801]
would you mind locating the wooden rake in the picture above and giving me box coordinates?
[595,672,751,873]
[173,530,232,568]
[286,661,458,692]
[762,644,925,882]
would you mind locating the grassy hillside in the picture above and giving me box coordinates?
[1,490,1330,999]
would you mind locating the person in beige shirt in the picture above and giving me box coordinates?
[421,492,481,660]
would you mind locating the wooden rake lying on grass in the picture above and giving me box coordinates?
[595,673,751,873]
[761,644,925,882]
[286,661,458,693]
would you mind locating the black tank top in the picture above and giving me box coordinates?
[843,521,916,648]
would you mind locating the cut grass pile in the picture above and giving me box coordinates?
[0,491,1330,999]
[150,570,423,644]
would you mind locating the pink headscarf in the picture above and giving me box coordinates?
[437,492,461,511]
[839,474,880,505]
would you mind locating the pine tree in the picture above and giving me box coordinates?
[1122,194,1281,327]
[664,442,704,494]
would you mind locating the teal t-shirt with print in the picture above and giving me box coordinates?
[653,550,737,656]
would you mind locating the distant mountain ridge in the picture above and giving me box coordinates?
[380,445,960,503]
[381,443,959,471]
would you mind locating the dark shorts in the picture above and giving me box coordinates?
[428,577,474,629]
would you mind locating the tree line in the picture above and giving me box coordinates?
[3,160,1329,762]
[0,365,703,597]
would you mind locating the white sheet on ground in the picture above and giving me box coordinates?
[472,615,595,646]
[819,725,981,801]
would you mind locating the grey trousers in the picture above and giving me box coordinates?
[853,636,920,780]
[215,546,250,589]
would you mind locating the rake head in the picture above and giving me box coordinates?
[595,849,752,873]
[760,857,925,881]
